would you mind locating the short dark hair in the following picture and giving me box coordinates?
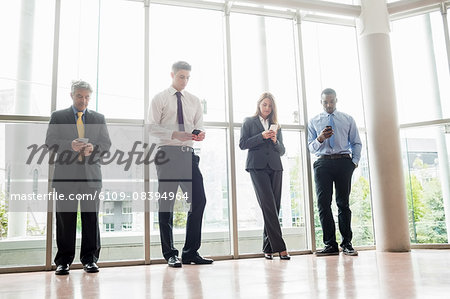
[321,88,336,97]
[172,61,192,73]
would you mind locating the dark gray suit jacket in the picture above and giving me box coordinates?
[46,107,111,188]
[239,116,285,171]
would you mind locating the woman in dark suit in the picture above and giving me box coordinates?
[239,92,290,260]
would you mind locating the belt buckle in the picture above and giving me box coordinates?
[181,146,192,152]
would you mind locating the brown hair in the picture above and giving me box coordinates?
[254,92,279,128]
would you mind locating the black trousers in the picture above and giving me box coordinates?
[156,147,207,261]
[249,167,286,253]
[313,157,355,248]
[54,179,100,266]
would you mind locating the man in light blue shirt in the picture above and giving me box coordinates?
[308,88,361,256]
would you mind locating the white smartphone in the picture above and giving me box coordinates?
[76,137,89,143]
[269,124,278,132]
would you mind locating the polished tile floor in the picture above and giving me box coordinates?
[1,250,450,298]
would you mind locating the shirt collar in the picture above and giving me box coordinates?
[169,86,185,97]
[72,105,87,115]
[259,115,269,123]
[321,109,337,117]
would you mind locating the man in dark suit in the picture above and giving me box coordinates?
[46,80,111,275]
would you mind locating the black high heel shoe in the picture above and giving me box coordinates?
[279,253,291,260]
[264,253,273,260]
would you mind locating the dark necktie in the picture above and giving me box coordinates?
[176,91,185,132]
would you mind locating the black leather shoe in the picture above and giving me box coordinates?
[83,262,99,273]
[168,256,182,268]
[55,264,70,275]
[341,243,358,256]
[182,255,214,265]
[279,253,291,260]
[264,253,273,260]
[315,245,339,256]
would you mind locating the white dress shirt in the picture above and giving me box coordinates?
[148,86,204,147]
[259,115,269,131]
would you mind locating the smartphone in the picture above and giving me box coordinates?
[269,124,278,132]
[76,137,89,143]
[192,129,201,135]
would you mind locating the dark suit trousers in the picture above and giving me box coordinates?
[249,167,286,253]
[156,148,207,261]
[54,166,101,266]
[313,157,355,248]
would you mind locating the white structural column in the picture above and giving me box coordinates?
[356,0,410,251]
[8,0,36,238]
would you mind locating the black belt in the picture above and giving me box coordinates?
[319,154,351,160]
[158,145,194,153]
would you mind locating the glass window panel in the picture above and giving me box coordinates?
[149,4,226,122]
[57,0,100,111]
[0,1,55,116]
[96,0,144,119]
[235,129,308,254]
[400,126,450,244]
[98,124,145,261]
[198,128,231,255]
[1,123,49,268]
[302,21,373,247]
[391,12,450,124]
[57,0,144,119]
[302,21,365,127]
[230,13,300,124]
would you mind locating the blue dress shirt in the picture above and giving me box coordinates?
[72,105,87,123]
[307,110,362,165]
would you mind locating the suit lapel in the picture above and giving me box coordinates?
[64,107,76,124]
[63,107,78,138]
[254,116,265,132]
[84,109,92,137]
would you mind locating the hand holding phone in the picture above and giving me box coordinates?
[192,129,205,142]
[318,126,333,143]
[76,137,89,144]
[72,138,89,152]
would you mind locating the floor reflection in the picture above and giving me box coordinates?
[2,250,450,298]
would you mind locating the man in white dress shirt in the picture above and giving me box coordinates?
[148,61,213,267]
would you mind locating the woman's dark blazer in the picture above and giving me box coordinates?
[239,116,285,172]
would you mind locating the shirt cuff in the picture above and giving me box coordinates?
[311,138,323,151]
